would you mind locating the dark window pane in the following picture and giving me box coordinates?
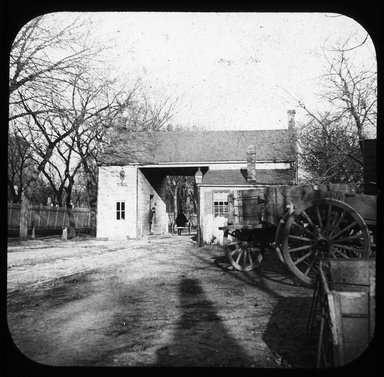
[117,212,120,220]
[121,202,125,210]
[121,212,125,220]
[117,202,120,210]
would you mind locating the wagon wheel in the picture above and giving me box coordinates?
[224,230,264,271]
[281,198,371,287]
[274,212,291,265]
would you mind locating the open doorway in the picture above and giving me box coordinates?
[137,166,208,238]
[165,175,197,235]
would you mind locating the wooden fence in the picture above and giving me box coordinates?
[8,204,92,232]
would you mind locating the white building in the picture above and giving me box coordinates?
[96,111,298,241]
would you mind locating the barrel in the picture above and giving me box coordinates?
[241,189,265,225]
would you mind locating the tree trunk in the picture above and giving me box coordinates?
[89,194,97,237]
[65,184,76,239]
[173,183,179,218]
[85,175,97,236]
[19,190,30,240]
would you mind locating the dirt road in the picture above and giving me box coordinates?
[7,234,317,368]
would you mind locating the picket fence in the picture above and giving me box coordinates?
[8,204,92,232]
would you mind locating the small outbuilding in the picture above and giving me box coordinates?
[96,111,298,241]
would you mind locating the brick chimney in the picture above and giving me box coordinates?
[287,109,298,184]
[246,145,257,182]
[287,109,296,130]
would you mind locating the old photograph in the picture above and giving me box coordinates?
[6,10,378,370]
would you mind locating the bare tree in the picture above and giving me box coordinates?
[9,14,109,239]
[9,15,103,108]
[7,131,34,203]
[67,77,136,236]
[297,37,376,184]
[298,115,364,184]
[27,69,134,237]
[9,14,179,239]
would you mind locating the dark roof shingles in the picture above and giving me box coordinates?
[202,168,295,186]
[101,129,296,165]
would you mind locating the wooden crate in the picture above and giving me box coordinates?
[317,259,375,367]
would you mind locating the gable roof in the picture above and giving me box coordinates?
[201,169,296,186]
[100,129,296,165]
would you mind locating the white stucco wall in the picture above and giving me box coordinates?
[96,165,137,239]
[199,185,261,245]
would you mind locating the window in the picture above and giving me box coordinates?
[116,201,125,220]
[213,192,229,218]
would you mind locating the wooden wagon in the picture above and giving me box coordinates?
[219,184,376,287]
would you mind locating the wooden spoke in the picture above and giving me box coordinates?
[292,221,314,237]
[329,248,337,258]
[301,210,316,230]
[329,211,346,237]
[316,205,323,230]
[288,244,313,253]
[242,249,249,267]
[248,251,254,266]
[325,204,332,235]
[304,256,318,276]
[331,244,363,257]
[235,249,245,264]
[328,210,340,234]
[293,250,315,266]
[332,233,363,244]
[227,243,239,252]
[228,245,241,256]
[288,235,313,243]
[330,221,358,240]
[330,247,350,258]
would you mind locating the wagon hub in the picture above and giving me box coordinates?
[316,237,330,253]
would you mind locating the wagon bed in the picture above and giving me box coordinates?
[219,184,376,286]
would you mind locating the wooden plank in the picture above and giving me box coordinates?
[339,292,368,314]
[341,316,369,343]
[37,207,41,227]
[54,207,59,228]
[369,275,375,340]
[333,292,345,366]
[46,208,51,228]
[329,259,376,288]
[343,343,370,365]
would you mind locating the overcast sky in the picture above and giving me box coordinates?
[53,12,377,131]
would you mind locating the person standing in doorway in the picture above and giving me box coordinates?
[149,206,156,234]
[175,211,188,235]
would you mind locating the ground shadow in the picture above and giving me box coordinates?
[199,245,318,367]
[154,277,253,367]
[211,246,304,288]
[261,296,317,368]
